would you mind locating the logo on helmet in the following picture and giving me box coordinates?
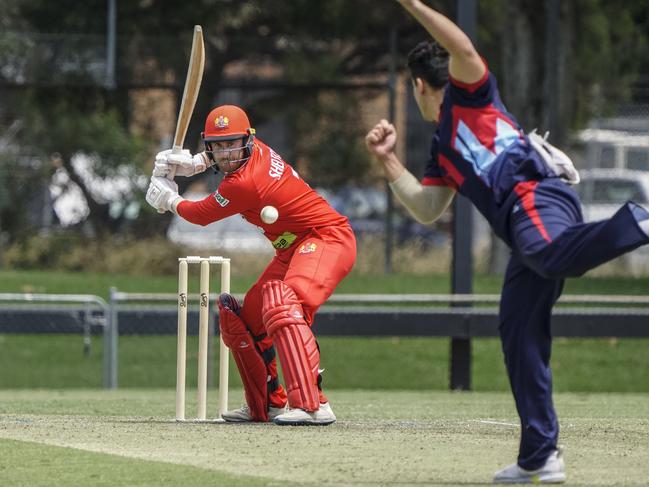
[215,116,229,129]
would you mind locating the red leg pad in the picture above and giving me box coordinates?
[262,280,320,412]
[218,294,269,422]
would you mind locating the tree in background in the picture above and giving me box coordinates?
[111,0,407,186]
[3,0,407,239]
[478,0,649,142]
[1,0,648,243]
[24,95,147,235]
[567,0,649,125]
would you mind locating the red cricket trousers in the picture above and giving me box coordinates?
[241,223,356,332]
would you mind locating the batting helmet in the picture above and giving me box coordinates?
[202,105,254,141]
[202,105,256,172]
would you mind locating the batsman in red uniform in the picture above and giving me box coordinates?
[146,105,356,425]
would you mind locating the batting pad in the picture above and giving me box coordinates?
[262,280,320,411]
[219,294,270,422]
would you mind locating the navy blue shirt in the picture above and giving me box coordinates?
[422,66,551,239]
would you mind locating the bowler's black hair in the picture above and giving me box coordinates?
[407,40,449,90]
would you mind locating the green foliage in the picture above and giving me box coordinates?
[3,234,184,275]
[24,95,147,173]
[0,153,49,239]
[291,93,373,186]
[569,0,646,125]
[3,0,649,243]
[475,0,649,132]
[3,233,80,270]
[17,0,107,33]
[3,93,149,236]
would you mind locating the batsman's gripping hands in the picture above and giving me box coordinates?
[145,176,184,213]
[152,149,209,179]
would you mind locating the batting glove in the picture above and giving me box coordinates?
[145,176,184,213]
[152,149,209,178]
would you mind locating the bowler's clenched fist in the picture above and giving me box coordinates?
[365,119,397,159]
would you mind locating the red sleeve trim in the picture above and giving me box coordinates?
[438,154,464,190]
[449,57,489,93]
[422,176,449,187]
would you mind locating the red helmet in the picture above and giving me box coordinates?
[202,105,254,141]
[202,105,256,172]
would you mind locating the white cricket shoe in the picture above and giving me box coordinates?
[493,447,566,484]
[273,402,336,426]
[221,404,287,423]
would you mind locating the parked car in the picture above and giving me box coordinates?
[575,168,649,274]
[576,169,649,222]
[577,128,649,171]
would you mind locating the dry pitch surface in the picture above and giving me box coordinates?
[1,389,648,486]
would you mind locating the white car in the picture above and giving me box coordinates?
[575,169,649,275]
[576,128,649,171]
[576,169,649,221]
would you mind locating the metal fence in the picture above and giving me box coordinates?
[2,291,649,390]
[0,292,110,383]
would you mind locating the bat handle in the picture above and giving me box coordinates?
[156,145,183,214]
[168,145,184,180]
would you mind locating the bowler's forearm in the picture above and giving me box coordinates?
[389,169,455,224]
[376,152,406,183]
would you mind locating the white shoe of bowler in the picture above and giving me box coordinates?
[640,218,649,236]
[272,402,336,426]
[493,447,566,484]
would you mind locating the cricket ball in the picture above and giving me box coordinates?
[260,205,279,224]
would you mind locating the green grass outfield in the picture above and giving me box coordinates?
[1,389,648,486]
[2,335,649,392]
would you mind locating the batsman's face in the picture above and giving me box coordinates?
[211,138,246,173]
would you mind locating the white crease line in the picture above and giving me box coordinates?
[473,420,518,427]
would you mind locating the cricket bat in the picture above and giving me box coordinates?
[159,25,205,212]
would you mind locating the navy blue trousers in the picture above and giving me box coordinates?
[499,178,649,470]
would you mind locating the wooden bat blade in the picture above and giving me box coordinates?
[173,25,205,150]
[158,25,204,212]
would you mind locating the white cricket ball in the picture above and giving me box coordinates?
[260,205,279,224]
